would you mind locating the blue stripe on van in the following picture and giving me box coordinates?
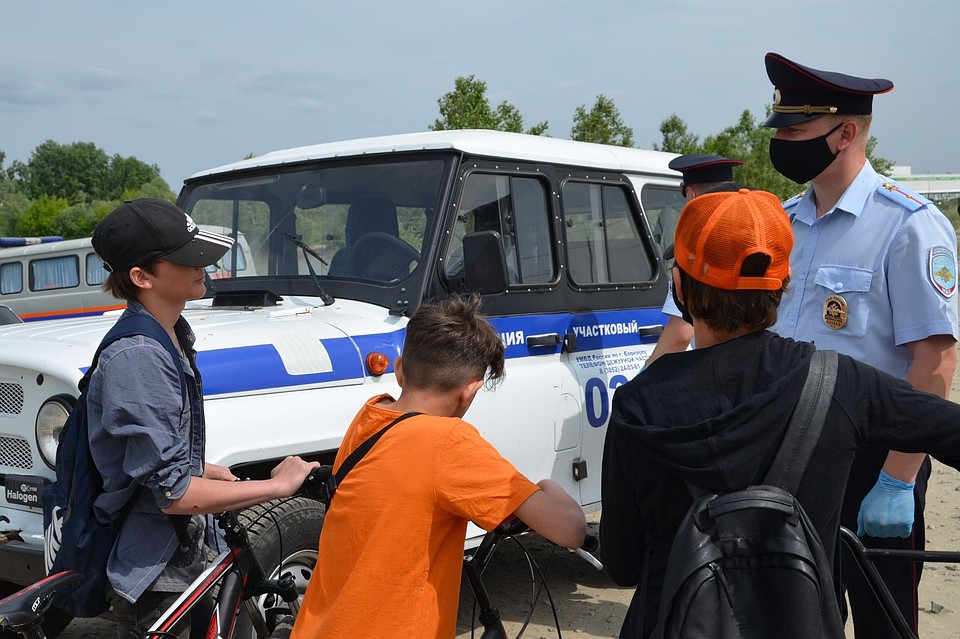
[80,308,667,395]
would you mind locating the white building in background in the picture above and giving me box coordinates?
[890,166,960,197]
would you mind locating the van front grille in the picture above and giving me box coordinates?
[0,435,33,470]
[0,382,24,415]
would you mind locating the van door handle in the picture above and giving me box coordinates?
[638,325,663,338]
[526,333,562,348]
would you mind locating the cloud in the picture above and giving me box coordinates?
[0,70,60,110]
[62,66,126,91]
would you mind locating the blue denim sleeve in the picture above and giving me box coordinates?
[88,335,192,510]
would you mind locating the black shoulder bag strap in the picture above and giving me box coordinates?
[763,349,839,494]
[323,412,421,505]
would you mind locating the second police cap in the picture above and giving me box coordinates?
[763,52,894,128]
[668,154,745,185]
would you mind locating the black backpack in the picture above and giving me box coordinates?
[41,314,186,618]
[652,350,844,639]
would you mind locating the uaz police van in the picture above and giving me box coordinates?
[0,130,683,625]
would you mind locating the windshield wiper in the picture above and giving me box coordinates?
[277,230,335,306]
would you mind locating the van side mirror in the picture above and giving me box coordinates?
[463,231,509,295]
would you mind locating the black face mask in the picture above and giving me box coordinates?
[768,122,844,184]
[671,277,693,325]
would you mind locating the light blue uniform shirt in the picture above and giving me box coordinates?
[772,162,958,379]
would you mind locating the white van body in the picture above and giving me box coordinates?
[0,229,256,321]
[0,130,684,589]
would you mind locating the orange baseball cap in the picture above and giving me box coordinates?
[674,189,793,291]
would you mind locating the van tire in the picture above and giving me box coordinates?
[234,497,324,636]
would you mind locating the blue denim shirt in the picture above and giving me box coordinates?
[86,300,206,602]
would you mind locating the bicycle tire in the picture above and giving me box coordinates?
[232,497,324,638]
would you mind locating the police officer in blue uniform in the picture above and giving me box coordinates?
[647,155,744,366]
[764,52,959,638]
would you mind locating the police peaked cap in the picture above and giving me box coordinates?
[763,52,894,127]
[668,154,745,185]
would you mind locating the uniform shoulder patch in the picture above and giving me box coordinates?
[929,245,957,299]
[782,191,804,210]
[878,181,931,212]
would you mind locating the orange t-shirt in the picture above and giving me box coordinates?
[291,395,539,639]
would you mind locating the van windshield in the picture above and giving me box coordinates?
[180,157,448,296]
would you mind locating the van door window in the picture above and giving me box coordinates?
[1,263,23,295]
[86,253,108,286]
[445,174,554,286]
[30,255,80,291]
[562,182,655,284]
[641,185,686,257]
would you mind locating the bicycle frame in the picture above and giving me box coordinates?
[147,510,299,639]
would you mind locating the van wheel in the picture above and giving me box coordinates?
[233,497,324,637]
[0,581,73,638]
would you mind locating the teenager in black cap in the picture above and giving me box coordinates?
[89,199,318,637]
[646,154,745,367]
[763,53,959,638]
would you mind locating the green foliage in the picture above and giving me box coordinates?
[652,114,701,154]
[10,140,165,204]
[570,95,634,147]
[14,195,70,236]
[429,75,548,136]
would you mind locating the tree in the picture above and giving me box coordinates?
[11,140,166,204]
[429,75,548,135]
[13,195,70,236]
[652,114,701,155]
[570,95,634,147]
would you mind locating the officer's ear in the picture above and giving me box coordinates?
[837,120,858,149]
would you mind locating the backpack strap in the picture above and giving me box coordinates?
[323,412,421,504]
[763,350,839,494]
[82,314,187,407]
[335,412,421,484]
[86,313,192,547]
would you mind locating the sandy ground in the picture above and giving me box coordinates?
[60,355,960,638]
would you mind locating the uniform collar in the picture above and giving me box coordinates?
[793,161,876,224]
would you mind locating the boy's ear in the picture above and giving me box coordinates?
[394,356,404,387]
[672,267,684,303]
[456,378,486,417]
[129,266,153,291]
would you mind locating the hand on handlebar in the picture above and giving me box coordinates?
[270,456,321,496]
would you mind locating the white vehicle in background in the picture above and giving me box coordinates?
[0,130,684,634]
[0,228,255,321]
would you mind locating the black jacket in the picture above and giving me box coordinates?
[600,330,960,639]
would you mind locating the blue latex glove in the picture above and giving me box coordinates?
[856,470,916,538]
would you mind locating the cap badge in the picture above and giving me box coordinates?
[184,213,198,233]
[823,294,848,330]
[929,245,957,299]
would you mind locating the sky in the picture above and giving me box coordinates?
[2,0,956,192]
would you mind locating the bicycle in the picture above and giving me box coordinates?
[0,489,324,639]
[1,470,600,639]
[462,518,602,639]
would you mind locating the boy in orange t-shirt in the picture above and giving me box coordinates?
[291,295,586,639]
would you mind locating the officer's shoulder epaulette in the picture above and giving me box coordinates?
[877,180,931,212]
[781,191,804,210]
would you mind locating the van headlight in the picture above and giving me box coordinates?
[37,399,71,469]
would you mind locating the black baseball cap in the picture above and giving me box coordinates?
[668,154,745,185]
[763,52,894,128]
[92,198,234,272]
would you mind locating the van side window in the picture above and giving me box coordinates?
[641,185,686,256]
[86,253,108,286]
[30,255,80,291]
[1,263,23,295]
[445,174,554,286]
[562,182,654,284]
